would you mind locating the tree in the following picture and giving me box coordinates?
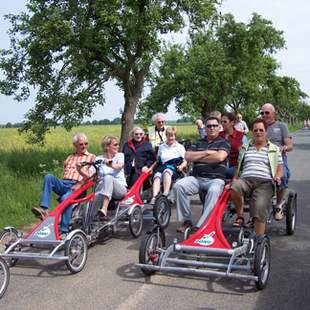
[0,0,218,145]
[140,13,286,119]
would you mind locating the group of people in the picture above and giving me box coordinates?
[31,104,293,239]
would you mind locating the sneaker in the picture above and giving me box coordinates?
[274,206,283,221]
[177,220,193,233]
[150,197,156,205]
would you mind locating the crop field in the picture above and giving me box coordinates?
[0,124,196,228]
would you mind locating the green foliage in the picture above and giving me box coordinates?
[0,0,218,145]
[140,13,308,122]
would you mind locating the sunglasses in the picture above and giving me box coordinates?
[112,143,119,147]
[253,128,265,133]
[260,111,270,115]
[79,142,88,146]
[221,120,228,124]
[206,124,219,128]
[134,133,144,136]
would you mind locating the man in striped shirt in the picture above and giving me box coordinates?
[230,119,283,237]
[32,133,96,234]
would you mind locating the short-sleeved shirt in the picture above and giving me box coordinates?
[234,120,249,133]
[63,151,96,182]
[190,136,230,180]
[241,145,283,180]
[267,121,291,147]
[220,129,243,167]
[96,153,127,187]
[157,142,185,164]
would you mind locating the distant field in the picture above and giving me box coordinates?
[0,124,197,228]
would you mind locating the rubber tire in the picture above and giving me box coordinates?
[65,232,88,274]
[286,192,297,236]
[129,206,143,238]
[153,195,171,229]
[0,257,10,299]
[0,228,19,267]
[139,229,165,276]
[254,235,271,290]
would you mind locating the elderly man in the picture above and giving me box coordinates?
[173,117,230,233]
[147,112,167,152]
[32,133,96,234]
[234,112,249,135]
[260,103,293,220]
[230,119,283,236]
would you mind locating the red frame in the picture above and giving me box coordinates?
[180,188,232,249]
[25,171,152,240]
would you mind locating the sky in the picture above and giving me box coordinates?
[0,0,309,124]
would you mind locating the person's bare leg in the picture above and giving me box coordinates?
[230,189,244,218]
[152,177,161,198]
[254,219,266,236]
[99,195,110,216]
[163,172,172,195]
[277,188,286,204]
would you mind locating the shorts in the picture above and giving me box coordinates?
[231,177,273,222]
[154,168,173,181]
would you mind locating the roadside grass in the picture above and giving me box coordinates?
[0,124,197,228]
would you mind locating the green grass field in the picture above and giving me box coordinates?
[0,122,301,228]
[0,124,196,228]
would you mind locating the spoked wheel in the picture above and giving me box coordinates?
[139,228,166,276]
[65,232,88,274]
[286,191,297,235]
[153,195,171,229]
[0,257,9,299]
[129,206,143,238]
[0,228,19,267]
[254,235,271,290]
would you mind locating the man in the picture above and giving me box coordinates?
[260,103,293,220]
[234,112,249,135]
[230,119,283,236]
[173,117,230,233]
[147,112,167,152]
[32,133,96,235]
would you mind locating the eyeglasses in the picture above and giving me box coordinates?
[260,111,270,115]
[157,121,164,124]
[79,142,88,146]
[253,128,265,133]
[134,133,144,136]
[206,124,219,128]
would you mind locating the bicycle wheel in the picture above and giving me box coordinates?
[139,228,165,276]
[0,228,19,267]
[65,231,88,274]
[153,195,171,229]
[129,206,143,238]
[286,191,297,235]
[0,257,9,299]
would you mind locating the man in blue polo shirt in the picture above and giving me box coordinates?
[173,116,230,233]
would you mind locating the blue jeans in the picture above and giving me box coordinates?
[280,155,290,189]
[40,174,76,232]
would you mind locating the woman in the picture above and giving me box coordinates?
[151,126,187,204]
[122,127,155,188]
[220,112,244,179]
[95,136,127,217]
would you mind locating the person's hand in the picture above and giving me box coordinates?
[105,159,113,167]
[280,145,288,153]
[225,183,231,190]
[141,166,149,173]
[273,176,282,186]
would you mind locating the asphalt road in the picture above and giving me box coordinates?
[1,129,310,310]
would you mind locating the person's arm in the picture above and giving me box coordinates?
[243,121,249,135]
[281,137,293,153]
